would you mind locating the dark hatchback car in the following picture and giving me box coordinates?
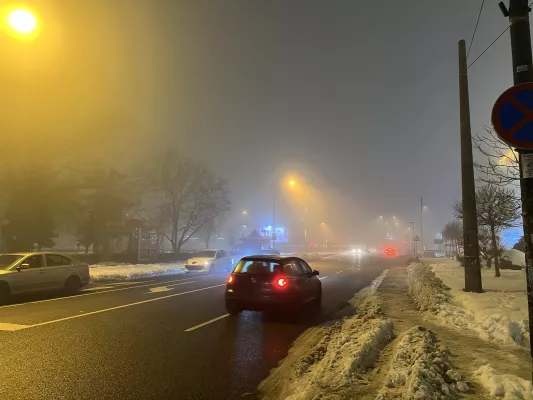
[225,255,321,315]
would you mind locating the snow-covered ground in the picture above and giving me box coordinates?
[410,261,532,400]
[418,259,529,347]
[474,365,532,400]
[376,326,467,400]
[260,269,471,400]
[89,262,186,282]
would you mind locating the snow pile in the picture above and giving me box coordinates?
[474,365,532,400]
[408,262,529,346]
[502,249,526,268]
[89,262,186,282]
[376,326,468,400]
[288,318,393,399]
[272,270,394,400]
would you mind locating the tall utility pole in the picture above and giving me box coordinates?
[500,0,533,359]
[409,221,415,255]
[420,197,424,254]
[458,39,482,292]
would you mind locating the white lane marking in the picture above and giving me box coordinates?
[105,280,155,286]
[335,271,343,275]
[14,284,227,330]
[0,276,215,309]
[147,280,196,293]
[319,276,328,281]
[185,314,230,332]
[81,286,117,291]
[0,322,30,331]
[149,286,171,293]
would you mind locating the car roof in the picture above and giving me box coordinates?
[240,255,297,261]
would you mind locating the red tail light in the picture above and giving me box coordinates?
[275,277,288,288]
[227,275,234,284]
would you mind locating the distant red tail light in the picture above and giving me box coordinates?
[275,277,288,288]
[227,275,234,284]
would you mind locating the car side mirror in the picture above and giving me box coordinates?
[312,270,319,276]
[17,263,30,271]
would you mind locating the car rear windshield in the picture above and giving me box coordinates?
[233,259,289,274]
[197,251,217,258]
[0,255,23,270]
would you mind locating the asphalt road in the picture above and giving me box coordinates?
[0,255,399,400]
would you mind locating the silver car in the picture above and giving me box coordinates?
[0,252,90,304]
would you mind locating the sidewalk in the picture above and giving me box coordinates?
[259,263,532,400]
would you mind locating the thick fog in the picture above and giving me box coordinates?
[0,1,518,250]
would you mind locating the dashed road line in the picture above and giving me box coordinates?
[0,322,30,331]
[185,314,230,332]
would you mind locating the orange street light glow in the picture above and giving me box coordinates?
[7,8,36,34]
[289,180,296,186]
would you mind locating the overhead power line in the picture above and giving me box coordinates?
[468,26,510,69]
[468,1,533,69]
[467,0,485,59]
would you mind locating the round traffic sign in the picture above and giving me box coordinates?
[492,82,533,150]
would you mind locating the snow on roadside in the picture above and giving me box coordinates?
[408,262,529,347]
[474,365,532,400]
[89,262,186,282]
[261,269,393,400]
[376,326,467,400]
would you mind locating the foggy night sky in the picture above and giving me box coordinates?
[0,1,518,246]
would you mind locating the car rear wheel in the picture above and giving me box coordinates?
[226,300,241,315]
[0,282,10,305]
[64,276,81,294]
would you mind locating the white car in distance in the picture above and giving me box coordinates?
[0,252,91,304]
[185,249,232,273]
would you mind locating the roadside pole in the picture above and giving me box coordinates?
[500,0,533,364]
[458,39,482,292]
[137,226,142,262]
[420,197,424,254]
[410,221,415,255]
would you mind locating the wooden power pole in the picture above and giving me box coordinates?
[458,39,482,293]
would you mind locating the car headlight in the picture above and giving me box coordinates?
[203,261,210,265]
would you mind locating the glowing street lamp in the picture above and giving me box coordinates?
[289,180,296,187]
[5,7,38,37]
[242,210,247,216]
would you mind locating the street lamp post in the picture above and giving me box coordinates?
[420,197,424,254]
[409,221,415,255]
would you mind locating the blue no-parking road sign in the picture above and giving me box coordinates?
[492,82,533,150]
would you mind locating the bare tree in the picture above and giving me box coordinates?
[442,220,462,257]
[478,227,494,268]
[149,150,230,254]
[473,126,519,188]
[455,185,521,277]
